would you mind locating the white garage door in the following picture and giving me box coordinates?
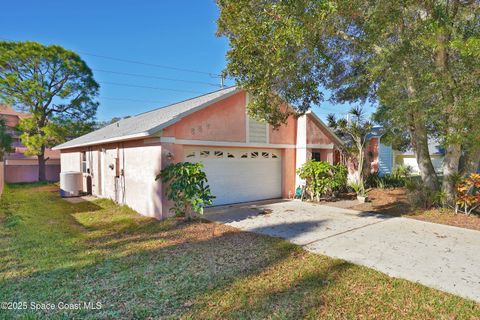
[184,147,282,206]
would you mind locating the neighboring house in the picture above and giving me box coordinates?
[54,87,344,219]
[0,105,61,182]
[367,127,444,176]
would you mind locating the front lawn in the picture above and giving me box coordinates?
[1,184,479,319]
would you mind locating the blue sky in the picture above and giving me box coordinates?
[1,0,374,122]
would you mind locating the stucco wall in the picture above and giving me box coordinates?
[60,140,166,219]
[5,164,60,183]
[61,152,81,172]
[163,91,247,142]
[306,116,336,145]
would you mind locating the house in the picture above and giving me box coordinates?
[0,105,61,183]
[367,127,444,175]
[54,87,344,219]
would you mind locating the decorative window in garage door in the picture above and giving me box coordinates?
[185,148,281,160]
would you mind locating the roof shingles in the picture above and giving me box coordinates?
[54,86,239,150]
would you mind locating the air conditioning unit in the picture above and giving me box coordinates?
[60,171,83,197]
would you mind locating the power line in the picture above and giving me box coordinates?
[93,69,221,87]
[0,35,224,79]
[101,97,171,104]
[79,51,221,77]
[99,81,204,94]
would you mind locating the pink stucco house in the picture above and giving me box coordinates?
[1,105,61,183]
[54,87,344,219]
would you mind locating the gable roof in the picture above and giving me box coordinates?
[54,86,240,150]
[0,105,30,118]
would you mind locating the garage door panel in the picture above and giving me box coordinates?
[184,147,282,206]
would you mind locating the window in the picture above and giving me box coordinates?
[272,153,279,159]
[81,151,87,173]
[312,152,321,162]
[262,152,269,158]
[250,152,259,158]
[186,152,195,158]
[241,153,248,158]
[200,151,210,158]
[227,153,235,158]
[214,151,224,158]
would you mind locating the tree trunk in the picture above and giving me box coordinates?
[404,66,439,191]
[408,115,439,191]
[37,145,46,182]
[463,145,480,175]
[442,144,462,204]
[38,154,46,182]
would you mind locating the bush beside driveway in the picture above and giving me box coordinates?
[0,184,479,319]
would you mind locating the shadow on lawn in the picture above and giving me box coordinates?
[0,218,319,319]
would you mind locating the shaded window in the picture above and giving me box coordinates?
[251,152,259,158]
[312,152,321,161]
[81,151,87,173]
[262,152,269,158]
[200,151,210,158]
[214,151,223,158]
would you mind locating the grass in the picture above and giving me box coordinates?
[0,184,479,319]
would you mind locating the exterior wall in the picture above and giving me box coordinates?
[163,91,247,142]
[378,141,394,176]
[282,148,296,198]
[306,116,335,145]
[367,137,379,173]
[61,152,81,172]
[60,140,165,219]
[5,164,60,183]
[394,154,444,174]
[57,91,344,220]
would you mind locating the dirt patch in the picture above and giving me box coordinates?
[321,188,480,232]
[409,209,480,232]
[351,188,411,216]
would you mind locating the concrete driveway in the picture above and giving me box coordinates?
[204,200,480,302]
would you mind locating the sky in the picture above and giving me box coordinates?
[1,0,375,122]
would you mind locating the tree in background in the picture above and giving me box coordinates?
[327,107,372,190]
[0,41,99,181]
[0,118,12,160]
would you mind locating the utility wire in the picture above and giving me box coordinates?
[79,51,221,77]
[101,97,171,104]
[99,81,204,94]
[0,35,223,78]
[93,69,221,87]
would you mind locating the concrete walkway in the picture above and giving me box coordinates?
[204,200,480,302]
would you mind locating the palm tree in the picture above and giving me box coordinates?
[327,106,373,193]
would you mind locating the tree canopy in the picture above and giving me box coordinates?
[0,41,99,180]
[217,0,480,202]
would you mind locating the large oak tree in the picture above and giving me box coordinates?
[0,41,99,181]
[217,0,480,203]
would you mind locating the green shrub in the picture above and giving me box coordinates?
[156,162,215,220]
[296,161,347,201]
[366,165,413,189]
[405,178,444,209]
